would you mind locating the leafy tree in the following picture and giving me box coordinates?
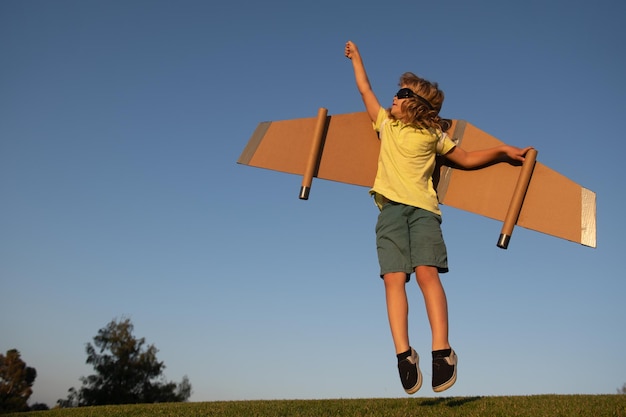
[29,402,49,411]
[619,383,626,394]
[58,318,192,407]
[0,349,37,413]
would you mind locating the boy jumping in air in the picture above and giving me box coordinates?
[345,41,532,394]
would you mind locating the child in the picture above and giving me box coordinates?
[344,40,532,394]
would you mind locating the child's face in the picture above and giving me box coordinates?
[391,86,412,120]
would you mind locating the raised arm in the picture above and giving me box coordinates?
[345,41,381,122]
[444,145,534,169]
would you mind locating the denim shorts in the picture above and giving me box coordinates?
[375,201,449,280]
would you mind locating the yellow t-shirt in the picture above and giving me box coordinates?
[370,107,456,215]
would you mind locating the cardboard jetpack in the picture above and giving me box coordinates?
[237,108,596,249]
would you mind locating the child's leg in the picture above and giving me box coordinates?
[414,265,450,351]
[415,265,457,392]
[383,272,410,354]
[385,271,424,394]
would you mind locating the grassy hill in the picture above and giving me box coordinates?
[7,395,626,417]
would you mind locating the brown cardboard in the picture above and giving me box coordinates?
[238,111,596,248]
[497,148,538,249]
[299,108,328,200]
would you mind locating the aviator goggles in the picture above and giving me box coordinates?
[395,88,434,110]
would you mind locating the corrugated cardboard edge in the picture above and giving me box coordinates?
[237,121,272,165]
[581,187,597,248]
[436,120,466,202]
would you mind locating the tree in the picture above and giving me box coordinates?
[29,402,49,411]
[618,383,626,394]
[58,318,192,407]
[0,349,37,413]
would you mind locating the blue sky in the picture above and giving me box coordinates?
[2,0,625,407]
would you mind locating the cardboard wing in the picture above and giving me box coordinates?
[237,109,596,249]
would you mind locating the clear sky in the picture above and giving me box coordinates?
[2,0,625,407]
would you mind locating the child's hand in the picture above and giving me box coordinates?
[345,41,359,60]
[505,146,534,163]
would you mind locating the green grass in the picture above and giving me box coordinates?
[7,395,626,417]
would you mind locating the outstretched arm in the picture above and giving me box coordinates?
[345,41,381,122]
[444,145,534,169]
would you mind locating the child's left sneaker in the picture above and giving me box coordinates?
[432,348,457,392]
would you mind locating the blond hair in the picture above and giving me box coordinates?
[388,72,450,131]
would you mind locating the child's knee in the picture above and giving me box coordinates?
[414,266,440,286]
[383,272,408,287]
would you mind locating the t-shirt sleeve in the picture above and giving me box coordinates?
[436,132,457,155]
[373,107,387,133]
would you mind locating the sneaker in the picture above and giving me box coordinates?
[432,348,457,392]
[397,348,422,394]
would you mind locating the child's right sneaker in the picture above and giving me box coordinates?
[397,348,422,394]
[432,348,457,392]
